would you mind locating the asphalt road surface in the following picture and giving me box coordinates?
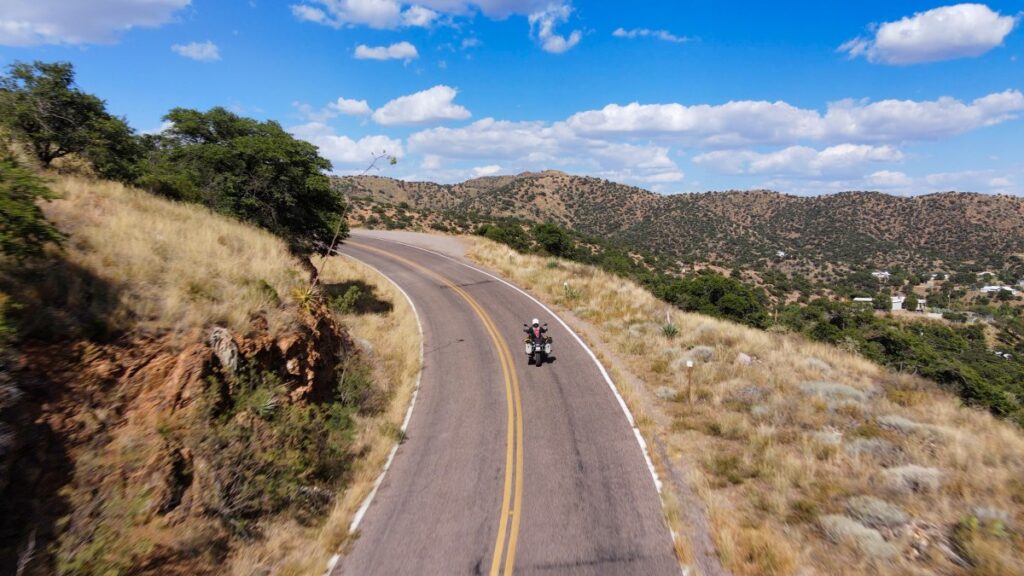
[334,230,678,575]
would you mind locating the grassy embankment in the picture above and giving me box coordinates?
[468,238,1024,576]
[229,253,421,575]
[3,173,420,574]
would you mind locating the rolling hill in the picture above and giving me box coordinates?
[335,171,1024,277]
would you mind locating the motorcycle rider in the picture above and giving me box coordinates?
[524,318,548,339]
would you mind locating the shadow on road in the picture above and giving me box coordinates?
[323,280,394,315]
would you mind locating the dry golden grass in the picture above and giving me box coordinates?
[36,174,307,338]
[18,173,423,575]
[228,253,422,575]
[468,238,1024,576]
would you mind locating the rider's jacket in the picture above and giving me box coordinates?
[525,325,548,339]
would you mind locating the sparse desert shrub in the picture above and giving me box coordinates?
[708,453,758,485]
[845,438,900,463]
[877,414,942,438]
[950,514,1023,576]
[330,285,362,314]
[661,322,680,339]
[804,357,833,374]
[188,370,357,531]
[819,514,898,560]
[800,381,870,404]
[845,496,908,530]
[883,465,941,494]
[686,345,715,363]
[730,527,797,576]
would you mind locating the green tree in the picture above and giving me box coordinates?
[656,273,768,328]
[873,293,891,311]
[138,107,344,254]
[0,61,138,174]
[0,157,62,260]
[533,222,574,257]
[902,293,920,312]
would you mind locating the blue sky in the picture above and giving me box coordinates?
[2,1,1022,195]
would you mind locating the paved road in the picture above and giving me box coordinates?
[334,231,678,575]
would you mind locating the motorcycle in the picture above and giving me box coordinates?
[523,324,553,366]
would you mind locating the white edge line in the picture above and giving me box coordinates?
[381,238,664,494]
[325,251,426,575]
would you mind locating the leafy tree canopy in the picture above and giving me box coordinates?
[0,61,139,178]
[138,107,344,254]
[0,156,62,261]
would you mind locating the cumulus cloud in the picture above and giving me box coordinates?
[863,170,914,189]
[0,0,189,46]
[566,90,1024,146]
[402,5,439,26]
[407,117,684,183]
[290,0,550,29]
[528,3,581,53]
[472,164,502,176]
[925,169,1018,193]
[290,122,404,169]
[840,3,1018,65]
[407,0,552,18]
[291,0,403,29]
[355,41,419,61]
[172,40,221,62]
[372,85,471,126]
[332,97,373,116]
[612,27,688,44]
[295,97,373,122]
[693,144,903,177]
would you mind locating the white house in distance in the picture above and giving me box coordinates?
[872,271,891,281]
[981,285,1019,296]
[891,295,926,312]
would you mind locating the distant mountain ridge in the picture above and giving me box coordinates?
[335,170,1024,272]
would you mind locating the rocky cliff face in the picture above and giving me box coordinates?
[1,301,353,575]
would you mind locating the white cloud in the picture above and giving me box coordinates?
[757,169,1019,196]
[0,0,189,46]
[461,37,481,49]
[865,170,914,188]
[290,0,548,29]
[289,122,404,169]
[402,5,438,26]
[372,85,471,125]
[421,154,443,170]
[291,0,403,29]
[612,27,688,44]
[528,3,581,53]
[332,97,373,116]
[290,4,330,25]
[924,169,1018,193]
[407,117,684,183]
[355,41,419,61]
[840,3,1018,64]
[472,164,502,176]
[566,90,1024,146]
[296,97,374,122]
[414,0,551,18]
[693,144,903,177]
[172,40,221,62]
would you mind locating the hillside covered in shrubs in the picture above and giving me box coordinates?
[0,61,414,574]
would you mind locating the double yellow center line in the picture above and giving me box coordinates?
[347,242,524,575]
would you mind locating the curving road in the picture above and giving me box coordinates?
[334,230,678,575]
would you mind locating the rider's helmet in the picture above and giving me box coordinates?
[531,318,540,327]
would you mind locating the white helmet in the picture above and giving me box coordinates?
[531,318,540,326]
